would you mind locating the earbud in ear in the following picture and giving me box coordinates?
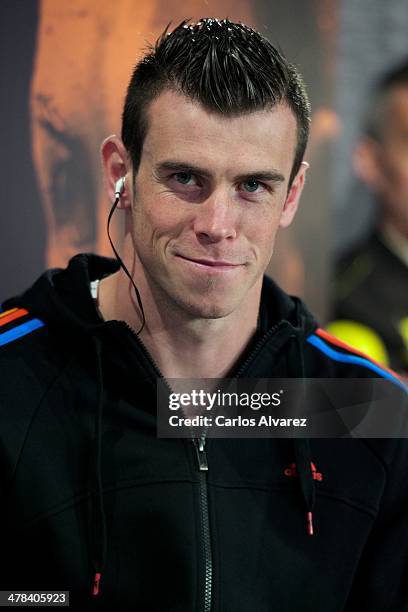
[114,176,126,197]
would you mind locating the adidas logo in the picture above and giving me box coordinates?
[284,461,323,481]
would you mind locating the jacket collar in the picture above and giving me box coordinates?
[3,252,318,379]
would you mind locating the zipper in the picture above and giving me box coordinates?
[114,317,296,612]
[116,319,293,384]
[114,320,213,612]
[117,320,166,381]
[193,435,212,612]
[234,321,289,378]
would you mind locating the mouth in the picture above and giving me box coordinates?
[175,254,244,271]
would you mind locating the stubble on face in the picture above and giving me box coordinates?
[127,90,299,322]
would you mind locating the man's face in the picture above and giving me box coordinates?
[372,86,408,236]
[129,89,303,319]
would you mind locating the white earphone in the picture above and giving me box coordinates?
[114,176,126,197]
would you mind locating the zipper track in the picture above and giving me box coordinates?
[117,320,166,380]
[234,321,288,378]
[114,318,293,612]
[194,436,212,612]
[114,321,213,611]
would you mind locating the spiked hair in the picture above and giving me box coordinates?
[122,18,311,186]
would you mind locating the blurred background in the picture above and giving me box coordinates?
[1,0,407,373]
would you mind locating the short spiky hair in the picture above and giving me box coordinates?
[122,18,311,186]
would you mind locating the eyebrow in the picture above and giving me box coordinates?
[155,160,286,184]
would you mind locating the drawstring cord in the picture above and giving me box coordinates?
[294,436,316,536]
[88,184,146,596]
[91,335,107,596]
[290,333,316,536]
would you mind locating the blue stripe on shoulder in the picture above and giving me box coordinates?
[307,334,407,393]
[0,318,45,346]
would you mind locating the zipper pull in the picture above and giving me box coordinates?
[194,437,208,471]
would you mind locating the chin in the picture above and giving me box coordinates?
[176,295,238,320]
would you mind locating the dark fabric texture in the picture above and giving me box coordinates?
[1,253,408,611]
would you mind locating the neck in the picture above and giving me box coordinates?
[140,304,259,379]
[98,255,261,380]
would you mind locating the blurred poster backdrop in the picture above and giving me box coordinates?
[334,0,408,254]
[0,0,335,322]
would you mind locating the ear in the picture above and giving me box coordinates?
[279,161,309,228]
[353,137,382,191]
[101,135,132,209]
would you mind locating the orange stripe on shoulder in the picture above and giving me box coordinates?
[0,308,29,327]
[315,328,400,379]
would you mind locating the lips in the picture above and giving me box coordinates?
[175,254,242,267]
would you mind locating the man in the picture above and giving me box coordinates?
[1,19,407,611]
[332,59,408,374]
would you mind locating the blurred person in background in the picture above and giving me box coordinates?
[332,59,408,375]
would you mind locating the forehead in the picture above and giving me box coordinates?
[142,89,298,177]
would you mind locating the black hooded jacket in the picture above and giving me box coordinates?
[1,253,407,611]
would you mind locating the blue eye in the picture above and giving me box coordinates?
[174,172,193,185]
[243,180,261,193]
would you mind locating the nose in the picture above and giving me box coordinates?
[192,194,238,243]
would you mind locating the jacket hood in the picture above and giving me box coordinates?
[2,252,318,341]
[3,253,119,336]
